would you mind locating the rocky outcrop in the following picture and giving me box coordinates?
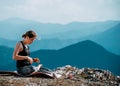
[0,65,120,86]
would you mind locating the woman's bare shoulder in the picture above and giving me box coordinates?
[15,41,23,51]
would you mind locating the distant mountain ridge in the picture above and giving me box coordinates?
[0,46,15,70]
[0,18,120,55]
[0,18,119,40]
[0,40,120,75]
[89,23,120,55]
[31,40,120,75]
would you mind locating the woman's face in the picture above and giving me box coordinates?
[25,36,35,44]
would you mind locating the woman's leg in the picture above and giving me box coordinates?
[17,66,35,76]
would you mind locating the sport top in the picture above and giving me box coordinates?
[17,41,31,68]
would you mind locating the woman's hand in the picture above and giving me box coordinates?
[33,58,40,63]
[26,56,33,64]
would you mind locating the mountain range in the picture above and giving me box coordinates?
[30,40,120,75]
[0,46,15,70]
[89,23,120,55]
[0,40,120,75]
[0,18,119,40]
[0,18,120,55]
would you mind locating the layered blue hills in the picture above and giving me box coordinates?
[0,46,15,70]
[89,23,120,55]
[0,18,120,76]
[0,40,120,75]
[31,40,120,75]
[0,18,120,55]
[0,18,119,40]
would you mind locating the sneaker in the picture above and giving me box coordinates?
[33,64,43,72]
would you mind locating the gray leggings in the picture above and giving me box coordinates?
[17,66,35,76]
[17,66,53,76]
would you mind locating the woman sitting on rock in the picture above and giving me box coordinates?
[12,30,41,76]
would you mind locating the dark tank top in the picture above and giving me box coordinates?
[17,41,31,68]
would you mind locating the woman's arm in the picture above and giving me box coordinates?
[12,42,33,64]
[13,42,27,60]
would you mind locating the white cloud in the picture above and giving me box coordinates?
[0,0,120,24]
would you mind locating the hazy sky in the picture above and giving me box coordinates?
[0,0,120,24]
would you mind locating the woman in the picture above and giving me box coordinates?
[13,30,40,76]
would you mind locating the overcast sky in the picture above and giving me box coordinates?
[0,0,120,24]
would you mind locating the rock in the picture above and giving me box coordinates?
[0,65,120,86]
